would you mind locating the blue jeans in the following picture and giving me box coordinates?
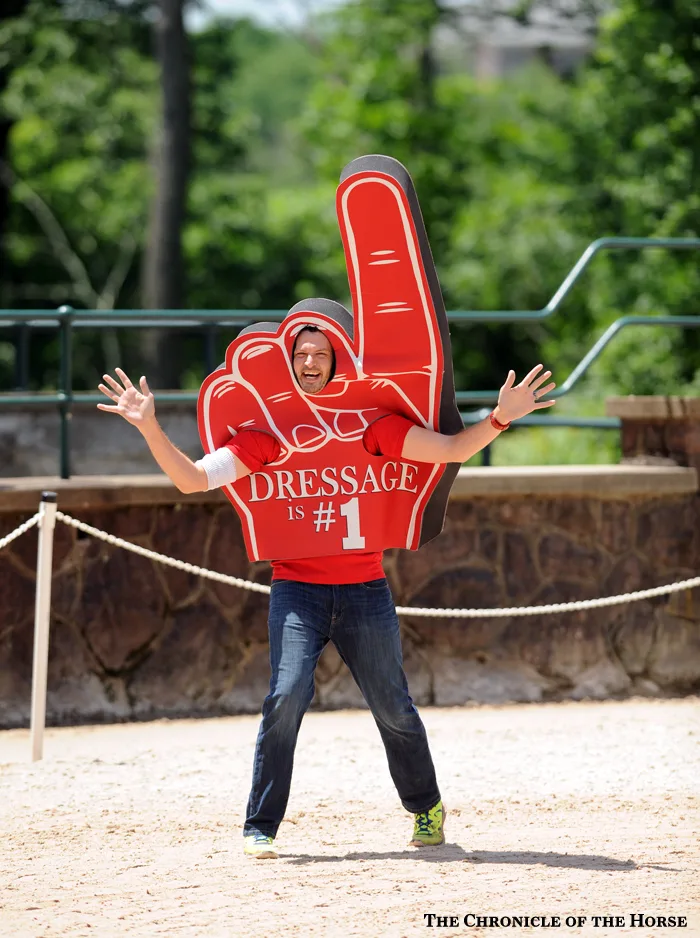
[244,579,441,837]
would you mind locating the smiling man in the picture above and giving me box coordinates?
[98,344,555,860]
[292,325,334,393]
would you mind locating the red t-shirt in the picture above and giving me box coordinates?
[225,414,414,584]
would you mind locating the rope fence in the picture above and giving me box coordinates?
[0,511,39,551]
[55,509,700,619]
[2,493,698,761]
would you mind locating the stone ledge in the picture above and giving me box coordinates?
[450,464,698,498]
[606,395,700,419]
[0,475,226,513]
[0,464,696,513]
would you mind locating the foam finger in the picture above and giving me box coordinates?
[199,366,269,453]
[337,157,443,422]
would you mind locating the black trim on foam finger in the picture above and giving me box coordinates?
[286,298,355,342]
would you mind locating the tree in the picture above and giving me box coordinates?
[0,0,29,281]
[557,0,700,396]
[141,0,191,314]
[0,0,156,388]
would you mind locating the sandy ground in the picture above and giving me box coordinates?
[0,699,698,938]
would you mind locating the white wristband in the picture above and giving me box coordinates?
[195,448,237,490]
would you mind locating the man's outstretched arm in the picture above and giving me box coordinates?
[401,365,557,464]
[97,368,251,493]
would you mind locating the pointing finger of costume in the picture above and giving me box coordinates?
[337,156,446,428]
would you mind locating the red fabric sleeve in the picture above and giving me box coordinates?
[362,414,415,459]
[224,429,281,473]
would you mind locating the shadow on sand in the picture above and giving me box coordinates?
[284,846,681,871]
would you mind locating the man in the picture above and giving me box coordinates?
[98,329,555,859]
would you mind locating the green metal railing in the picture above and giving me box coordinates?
[2,237,700,478]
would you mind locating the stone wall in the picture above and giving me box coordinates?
[1,464,698,728]
[0,397,201,477]
[608,395,700,476]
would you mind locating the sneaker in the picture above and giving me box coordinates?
[243,832,278,859]
[409,800,445,847]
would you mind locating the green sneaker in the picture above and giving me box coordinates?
[409,800,445,847]
[243,832,278,859]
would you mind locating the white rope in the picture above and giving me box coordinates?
[54,510,700,618]
[55,510,271,594]
[0,512,40,551]
[396,577,700,617]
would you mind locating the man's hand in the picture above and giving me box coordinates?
[494,365,556,425]
[97,367,208,493]
[98,368,155,429]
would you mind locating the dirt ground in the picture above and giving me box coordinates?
[0,699,698,938]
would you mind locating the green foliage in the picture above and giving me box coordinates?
[558,0,700,397]
[2,0,156,305]
[1,0,699,464]
[490,425,620,466]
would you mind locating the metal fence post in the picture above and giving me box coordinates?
[30,492,58,762]
[58,305,73,479]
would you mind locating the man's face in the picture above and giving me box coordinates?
[292,330,333,394]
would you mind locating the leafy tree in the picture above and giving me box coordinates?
[554,0,700,396]
[141,0,191,387]
[0,0,156,388]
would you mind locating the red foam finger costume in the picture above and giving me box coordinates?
[197,155,462,567]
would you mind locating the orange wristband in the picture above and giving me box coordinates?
[489,410,510,431]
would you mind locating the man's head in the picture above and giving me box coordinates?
[292,326,335,394]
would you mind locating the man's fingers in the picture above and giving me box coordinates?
[534,381,557,400]
[533,400,556,410]
[98,383,120,403]
[115,367,134,388]
[102,373,124,395]
[96,403,121,413]
[502,370,516,391]
[140,376,151,396]
[521,364,544,387]
[530,370,553,391]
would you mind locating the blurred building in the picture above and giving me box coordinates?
[442,1,600,79]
